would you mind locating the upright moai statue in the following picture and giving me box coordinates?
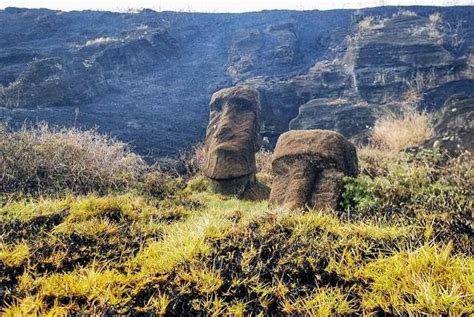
[204,86,269,200]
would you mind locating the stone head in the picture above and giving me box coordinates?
[204,86,261,181]
[270,130,358,210]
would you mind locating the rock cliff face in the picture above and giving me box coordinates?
[426,95,474,154]
[1,57,108,108]
[0,6,473,158]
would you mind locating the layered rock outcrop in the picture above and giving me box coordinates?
[289,99,380,143]
[269,130,358,210]
[346,14,467,105]
[252,12,474,147]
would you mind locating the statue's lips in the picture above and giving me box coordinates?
[205,145,254,180]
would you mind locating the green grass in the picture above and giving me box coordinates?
[0,149,472,315]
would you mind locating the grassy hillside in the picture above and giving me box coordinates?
[0,117,472,315]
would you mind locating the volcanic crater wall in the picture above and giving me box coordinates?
[0,6,473,158]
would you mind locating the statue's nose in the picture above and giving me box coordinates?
[215,125,234,141]
[281,160,317,209]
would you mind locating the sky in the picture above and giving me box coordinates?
[0,0,473,12]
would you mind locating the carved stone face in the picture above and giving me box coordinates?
[271,155,345,210]
[269,130,358,210]
[204,86,261,182]
[271,155,318,209]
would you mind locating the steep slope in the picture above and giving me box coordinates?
[0,6,473,157]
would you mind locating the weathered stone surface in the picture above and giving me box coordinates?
[427,95,474,155]
[270,130,358,210]
[420,79,474,111]
[227,22,299,81]
[346,14,460,105]
[289,98,380,143]
[204,86,269,199]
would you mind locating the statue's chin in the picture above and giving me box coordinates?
[205,147,252,180]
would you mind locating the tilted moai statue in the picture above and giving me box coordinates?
[204,86,269,200]
[269,129,358,210]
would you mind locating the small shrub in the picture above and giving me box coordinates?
[185,175,211,193]
[443,19,465,49]
[429,12,442,25]
[406,70,436,93]
[341,176,378,212]
[0,123,146,195]
[357,16,385,32]
[141,169,185,199]
[346,15,386,47]
[410,12,443,43]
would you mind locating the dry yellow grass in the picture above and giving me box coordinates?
[0,123,145,195]
[181,142,207,175]
[371,102,433,152]
[0,242,30,267]
[255,149,273,175]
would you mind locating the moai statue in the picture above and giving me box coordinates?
[270,129,358,210]
[204,86,269,200]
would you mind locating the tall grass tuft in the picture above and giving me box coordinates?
[371,102,433,152]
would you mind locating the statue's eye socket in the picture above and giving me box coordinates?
[230,97,253,111]
[211,99,224,111]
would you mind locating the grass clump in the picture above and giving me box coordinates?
[184,175,210,193]
[176,265,223,295]
[0,242,30,267]
[36,265,132,307]
[282,287,356,315]
[0,196,72,222]
[358,243,474,315]
[371,102,433,152]
[144,293,171,315]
